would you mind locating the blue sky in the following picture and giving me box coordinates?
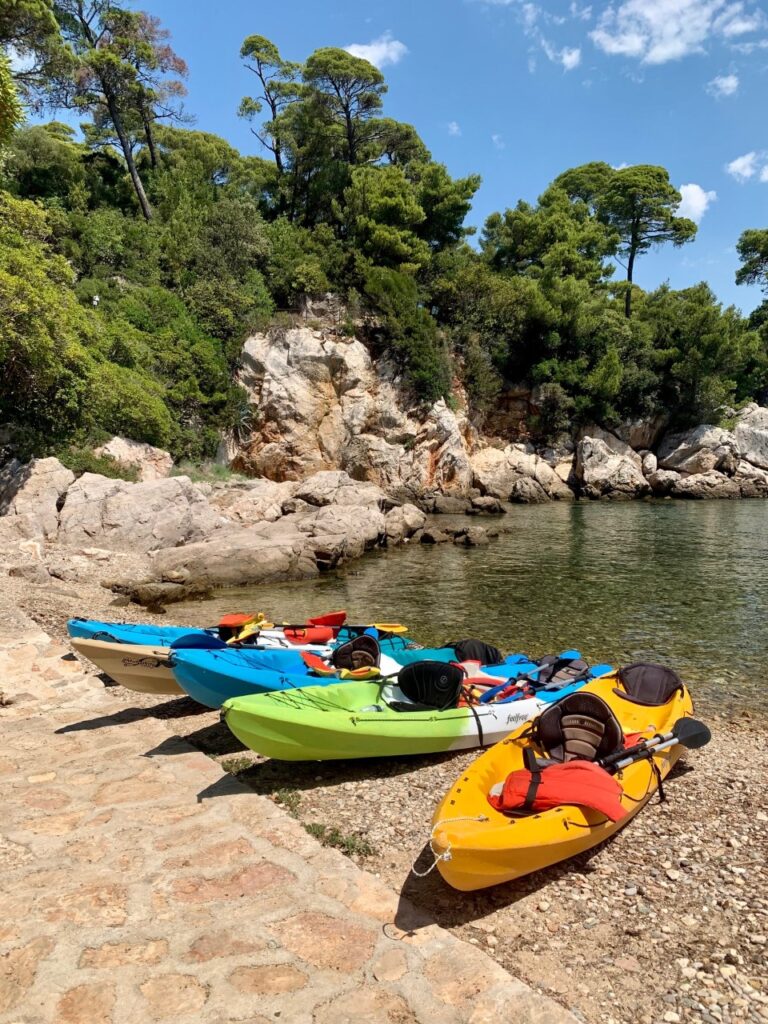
[127,1,766,311]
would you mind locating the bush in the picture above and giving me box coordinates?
[57,446,139,481]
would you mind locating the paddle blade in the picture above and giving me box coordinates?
[308,610,347,628]
[672,717,711,750]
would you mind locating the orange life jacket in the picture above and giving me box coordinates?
[488,759,627,822]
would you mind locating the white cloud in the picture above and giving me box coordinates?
[726,151,759,181]
[491,133,505,149]
[706,72,739,95]
[591,0,766,65]
[345,31,408,68]
[612,161,631,169]
[448,121,462,136]
[760,165,768,182]
[678,183,717,221]
[540,37,582,68]
[560,45,582,68]
[570,2,593,20]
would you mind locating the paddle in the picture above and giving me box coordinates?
[600,717,711,773]
[232,620,409,641]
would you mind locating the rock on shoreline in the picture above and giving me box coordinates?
[224,322,768,506]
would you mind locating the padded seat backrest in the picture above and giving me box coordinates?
[396,661,465,711]
[332,634,381,670]
[614,663,684,706]
[532,692,624,763]
[451,639,504,666]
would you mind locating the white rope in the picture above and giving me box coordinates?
[410,815,489,877]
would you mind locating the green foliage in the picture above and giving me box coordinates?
[2,17,765,460]
[554,162,697,316]
[0,53,23,146]
[303,823,375,858]
[364,266,451,401]
[57,446,139,481]
[736,229,768,292]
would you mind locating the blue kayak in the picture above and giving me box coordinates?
[170,646,609,709]
[65,617,418,654]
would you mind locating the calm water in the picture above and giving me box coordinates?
[174,500,768,716]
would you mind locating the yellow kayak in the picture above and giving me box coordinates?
[430,668,696,891]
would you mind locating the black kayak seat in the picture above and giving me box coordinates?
[332,634,381,670]
[390,661,465,712]
[529,692,624,763]
[613,663,684,707]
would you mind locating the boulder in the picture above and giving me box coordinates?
[509,477,549,504]
[453,526,490,546]
[657,426,738,476]
[470,445,574,502]
[468,495,506,515]
[92,436,173,481]
[613,414,668,451]
[647,469,680,496]
[734,403,768,470]
[575,438,650,500]
[208,479,295,524]
[146,525,320,593]
[670,471,741,500]
[577,425,642,468]
[642,452,658,477]
[384,504,426,542]
[734,459,768,498]
[57,473,225,552]
[0,457,75,537]
[293,470,384,509]
[430,494,472,514]
[420,527,451,544]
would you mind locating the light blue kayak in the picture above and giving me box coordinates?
[170,647,609,710]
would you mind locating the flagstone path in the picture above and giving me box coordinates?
[0,598,575,1024]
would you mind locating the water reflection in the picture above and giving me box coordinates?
[173,500,768,715]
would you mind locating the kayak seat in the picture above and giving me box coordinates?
[332,634,381,670]
[612,663,684,706]
[450,639,504,666]
[528,692,624,763]
[536,655,591,690]
[390,661,465,712]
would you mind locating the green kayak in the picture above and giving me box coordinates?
[220,679,546,761]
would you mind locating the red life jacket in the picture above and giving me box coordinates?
[488,759,627,822]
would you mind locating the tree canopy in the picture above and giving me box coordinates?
[0,12,765,461]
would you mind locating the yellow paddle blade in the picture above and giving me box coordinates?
[370,622,408,634]
[340,666,381,680]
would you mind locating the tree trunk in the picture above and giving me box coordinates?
[106,92,153,220]
[625,243,636,318]
[141,104,158,169]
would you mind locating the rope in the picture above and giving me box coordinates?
[410,815,488,877]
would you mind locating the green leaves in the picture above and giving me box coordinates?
[736,229,768,291]
[0,54,22,146]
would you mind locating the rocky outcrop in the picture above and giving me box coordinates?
[657,426,738,476]
[734,404,768,470]
[0,457,75,538]
[99,470,424,605]
[670,471,741,500]
[470,445,574,503]
[575,438,650,500]
[57,474,225,552]
[93,436,173,481]
[232,327,474,499]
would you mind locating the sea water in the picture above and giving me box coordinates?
[174,499,768,716]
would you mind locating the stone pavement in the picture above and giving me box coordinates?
[0,604,576,1024]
